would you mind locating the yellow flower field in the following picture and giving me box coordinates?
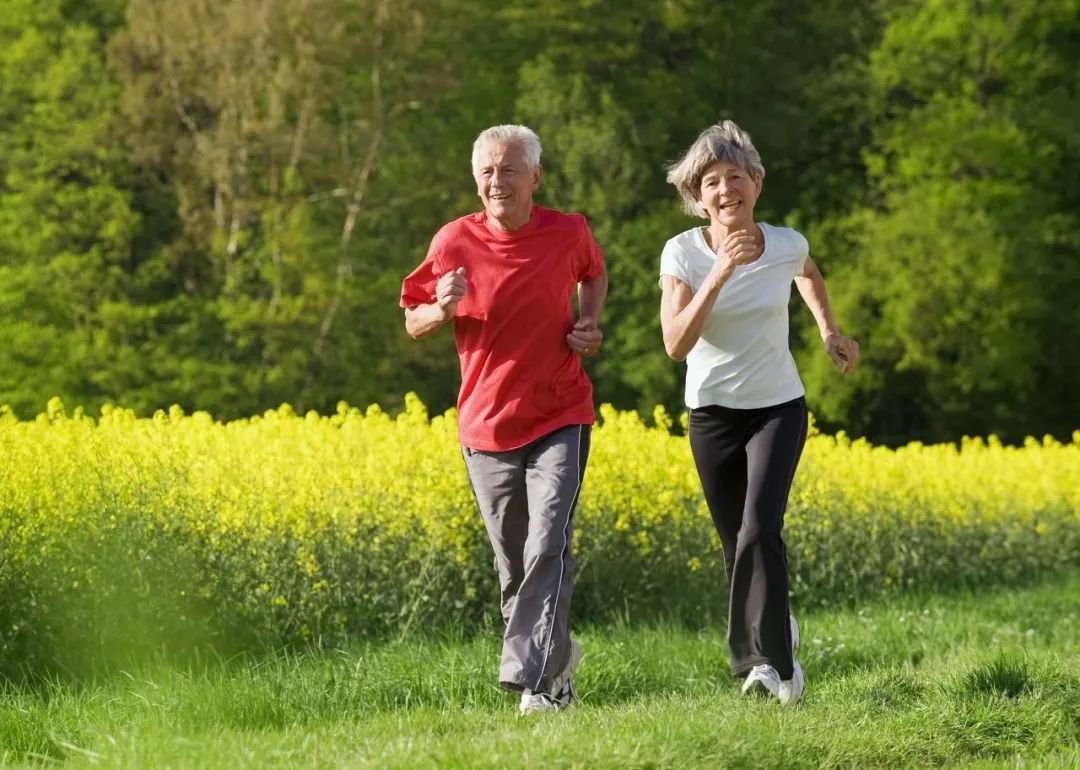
[1,395,1077,675]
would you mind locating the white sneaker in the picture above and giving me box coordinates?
[519,689,563,715]
[790,615,800,652]
[742,664,781,698]
[742,661,804,705]
[779,660,804,705]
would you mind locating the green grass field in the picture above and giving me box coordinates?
[2,572,1078,769]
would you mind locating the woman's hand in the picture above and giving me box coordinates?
[705,229,761,291]
[824,332,860,373]
[721,229,763,267]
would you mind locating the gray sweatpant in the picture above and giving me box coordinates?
[462,423,590,693]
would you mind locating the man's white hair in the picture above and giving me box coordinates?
[471,125,542,174]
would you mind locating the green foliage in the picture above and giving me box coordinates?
[800,0,1080,443]
[1,0,1078,442]
[0,0,139,417]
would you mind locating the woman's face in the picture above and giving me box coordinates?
[697,161,761,226]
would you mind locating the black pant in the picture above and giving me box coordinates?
[688,397,807,679]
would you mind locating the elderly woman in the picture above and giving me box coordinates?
[658,120,859,705]
[401,125,607,715]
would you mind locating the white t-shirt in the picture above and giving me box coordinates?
[659,222,807,409]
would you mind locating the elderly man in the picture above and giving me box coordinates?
[400,124,608,715]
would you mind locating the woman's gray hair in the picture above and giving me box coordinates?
[471,125,542,174]
[666,120,765,218]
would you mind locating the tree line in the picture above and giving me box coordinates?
[2,0,1078,445]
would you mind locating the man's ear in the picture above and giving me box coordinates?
[532,164,543,190]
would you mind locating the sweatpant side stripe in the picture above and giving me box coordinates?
[534,424,585,691]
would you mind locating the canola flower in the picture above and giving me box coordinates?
[1,395,1077,675]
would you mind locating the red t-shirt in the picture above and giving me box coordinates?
[400,205,605,451]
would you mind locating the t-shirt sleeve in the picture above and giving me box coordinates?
[573,217,605,282]
[792,230,811,277]
[399,239,444,308]
[658,239,691,288]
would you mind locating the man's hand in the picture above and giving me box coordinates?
[435,267,467,315]
[404,267,466,339]
[567,315,603,358]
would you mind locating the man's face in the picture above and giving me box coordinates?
[473,140,541,230]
